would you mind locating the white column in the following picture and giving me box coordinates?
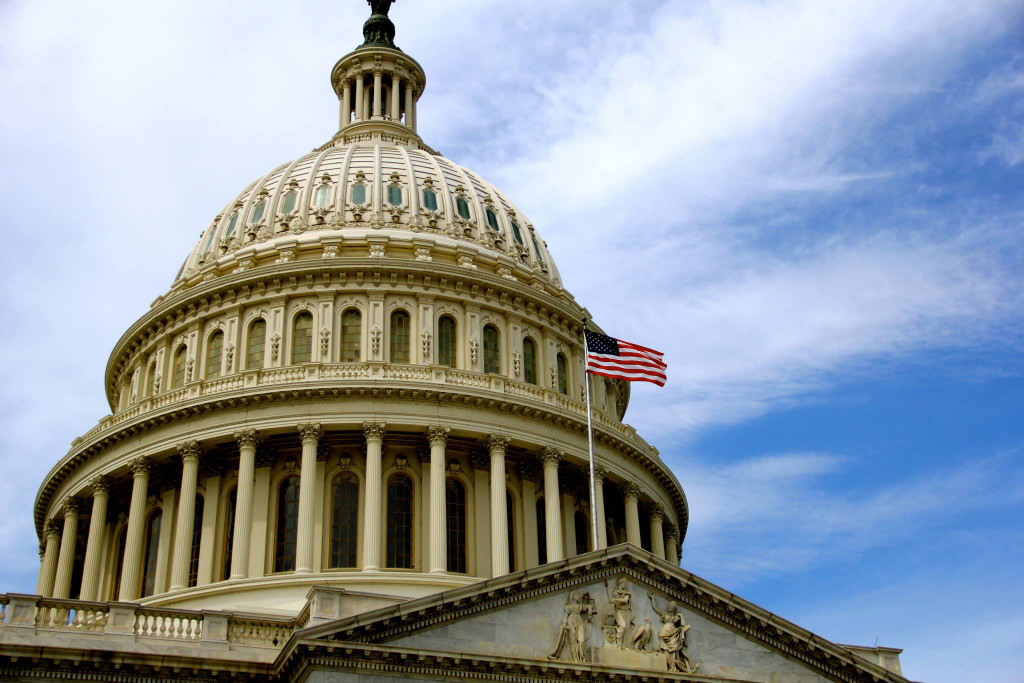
[623,482,642,547]
[52,498,82,599]
[341,80,351,128]
[540,447,564,563]
[119,456,153,601]
[404,79,414,127]
[391,76,402,121]
[196,460,222,586]
[410,83,418,132]
[295,423,322,574]
[518,460,540,568]
[428,425,450,574]
[665,523,679,564]
[355,73,364,121]
[79,476,112,600]
[372,69,383,119]
[169,441,201,590]
[594,465,608,550]
[36,520,61,596]
[488,435,510,576]
[362,422,386,571]
[649,503,665,559]
[231,430,258,579]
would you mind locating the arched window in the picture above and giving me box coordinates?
[446,478,467,573]
[292,312,313,364]
[111,527,127,600]
[455,196,471,220]
[351,183,367,205]
[386,474,413,568]
[206,331,224,378]
[575,510,589,556]
[557,353,568,395]
[422,188,438,211]
[506,490,516,572]
[250,199,266,225]
[188,496,204,587]
[387,184,402,206]
[204,225,218,251]
[329,472,359,568]
[531,234,544,262]
[172,346,188,389]
[536,497,547,565]
[146,363,157,397]
[341,309,361,362]
[280,189,298,215]
[390,310,410,363]
[437,316,456,367]
[225,210,239,237]
[275,477,300,572]
[141,510,162,597]
[247,319,266,370]
[314,184,332,208]
[483,325,500,374]
[485,208,500,232]
[523,338,538,385]
[510,221,524,245]
[222,488,236,581]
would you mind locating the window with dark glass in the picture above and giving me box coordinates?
[455,197,471,219]
[523,338,538,385]
[575,510,589,555]
[386,474,413,569]
[483,325,500,374]
[292,312,313,363]
[330,472,359,568]
[446,478,467,573]
[141,511,162,597]
[69,522,87,599]
[557,353,568,395]
[511,221,524,245]
[531,234,544,263]
[423,189,438,211]
[172,346,188,388]
[204,225,218,251]
[390,310,410,363]
[341,309,361,362]
[206,331,224,378]
[536,498,547,565]
[506,490,516,572]
[188,496,204,587]
[251,200,266,224]
[387,184,402,206]
[438,316,456,367]
[222,488,236,581]
[111,527,127,600]
[280,189,298,214]
[275,477,300,572]
[225,211,239,237]
[486,208,500,231]
[247,319,266,370]
[351,184,366,204]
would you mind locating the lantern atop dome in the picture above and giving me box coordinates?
[361,0,400,50]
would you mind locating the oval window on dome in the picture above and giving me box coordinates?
[225,211,239,237]
[314,184,331,208]
[456,197,471,220]
[486,208,500,232]
[251,200,266,224]
[281,189,298,215]
[387,184,402,207]
[510,221,524,245]
[422,189,438,212]
[351,184,366,205]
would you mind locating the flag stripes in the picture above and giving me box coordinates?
[584,329,667,387]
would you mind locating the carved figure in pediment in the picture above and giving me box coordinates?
[547,590,595,663]
[605,577,633,648]
[629,617,653,651]
[649,595,698,673]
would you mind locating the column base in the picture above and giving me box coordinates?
[429,568,447,575]
[362,565,379,572]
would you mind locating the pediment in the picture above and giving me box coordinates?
[281,546,908,683]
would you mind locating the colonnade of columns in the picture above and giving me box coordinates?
[35,425,681,601]
[339,71,418,132]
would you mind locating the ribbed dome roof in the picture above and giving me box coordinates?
[173,142,561,290]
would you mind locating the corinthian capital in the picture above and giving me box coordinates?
[645,501,665,521]
[487,434,510,452]
[43,520,61,538]
[61,497,83,517]
[427,425,450,447]
[297,423,323,442]
[177,440,201,462]
[129,455,154,476]
[620,481,642,501]
[234,429,259,450]
[363,421,387,442]
[90,475,113,496]
[664,521,679,540]
[593,464,608,483]
[540,447,562,467]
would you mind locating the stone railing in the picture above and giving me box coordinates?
[0,594,295,649]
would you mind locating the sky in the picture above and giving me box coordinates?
[1,1,1022,680]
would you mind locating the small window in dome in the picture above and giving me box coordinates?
[281,189,298,215]
[225,211,239,237]
[486,208,500,231]
[314,184,331,208]
[456,197,471,220]
[511,221,524,245]
[351,184,366,205]
[387,184,402,206]
[204,226,218,251]
[531,234,544,260]
[251,200,266,224]
[422,189,438,211]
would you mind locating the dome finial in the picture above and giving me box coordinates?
[361,0,400,50]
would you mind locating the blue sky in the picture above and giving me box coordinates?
[1,1,1022,681]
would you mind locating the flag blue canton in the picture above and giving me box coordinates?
[584,330,619,355]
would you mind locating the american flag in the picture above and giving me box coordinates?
[584,329,667,386]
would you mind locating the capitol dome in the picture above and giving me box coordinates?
[31,5,687,618]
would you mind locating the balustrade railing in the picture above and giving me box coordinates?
[134,607,201,640]
[33,598,108,632]
[227,617,292,647]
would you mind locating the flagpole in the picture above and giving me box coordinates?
[582,319,600,552]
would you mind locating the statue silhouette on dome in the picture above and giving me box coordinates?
[368,0,394,16]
